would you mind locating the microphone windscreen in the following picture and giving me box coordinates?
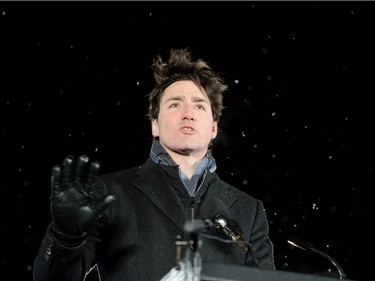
[200,198,230,220]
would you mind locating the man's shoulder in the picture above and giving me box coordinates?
[213,175,261,204]
[99,165,141,182]
[98,158,158,181]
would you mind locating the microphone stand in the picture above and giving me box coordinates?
[184,219,210,281]
[191,232,203,281]
[287,236,347,279]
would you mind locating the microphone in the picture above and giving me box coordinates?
[200,198,260,267]
[287,236,347,279]
[200,198,243,242]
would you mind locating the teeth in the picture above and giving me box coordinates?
[182,127,193,131]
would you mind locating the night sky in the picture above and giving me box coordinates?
[1,2,374,281]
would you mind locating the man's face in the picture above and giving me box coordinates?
[151,80,218,158]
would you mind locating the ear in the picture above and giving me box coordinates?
[151,119,159,137]
[211,121,218,139]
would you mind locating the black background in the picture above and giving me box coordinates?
[1,2,374,281]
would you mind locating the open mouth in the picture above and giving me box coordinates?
[180,126,195,133]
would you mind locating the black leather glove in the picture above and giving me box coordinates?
[50,155,115,245]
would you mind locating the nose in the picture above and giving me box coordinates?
[182,113,195,121]
[183,115,195,121]
[182,105,195,121]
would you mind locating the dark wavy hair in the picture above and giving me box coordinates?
[147,48,228,122]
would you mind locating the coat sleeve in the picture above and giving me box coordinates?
[32,223,91,281]
[245,199,275,270]
[33,176,112,281]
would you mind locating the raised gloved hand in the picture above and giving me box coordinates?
[50,155,115,245]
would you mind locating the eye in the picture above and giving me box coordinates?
[169,103,179,108]
[196,104,206,110]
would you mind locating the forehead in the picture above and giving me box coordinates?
[162,80,208,101]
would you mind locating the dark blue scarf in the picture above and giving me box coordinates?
[150,139,217,196]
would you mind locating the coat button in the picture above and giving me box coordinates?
[44,244,52,263]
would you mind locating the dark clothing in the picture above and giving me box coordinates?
[33,158,275,281]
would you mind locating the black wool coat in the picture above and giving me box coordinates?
[33,158,275,281]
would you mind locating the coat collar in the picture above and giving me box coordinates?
[131,159,238,232]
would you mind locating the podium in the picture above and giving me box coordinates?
[201,263,354,281]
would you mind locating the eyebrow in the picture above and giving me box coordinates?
[164,95,209,104]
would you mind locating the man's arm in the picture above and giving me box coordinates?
[33,155,115,281]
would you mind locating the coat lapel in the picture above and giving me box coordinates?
[131,159,189,232]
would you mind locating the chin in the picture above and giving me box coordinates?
[177,144,207,155]
[177,147,195,154]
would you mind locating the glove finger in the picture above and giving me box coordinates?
[93,195,115,219]
[51,164,62,199]
[78,195,115,233]
[86,161,100,192]
[75,155,89,191]
[62,155,75,191]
